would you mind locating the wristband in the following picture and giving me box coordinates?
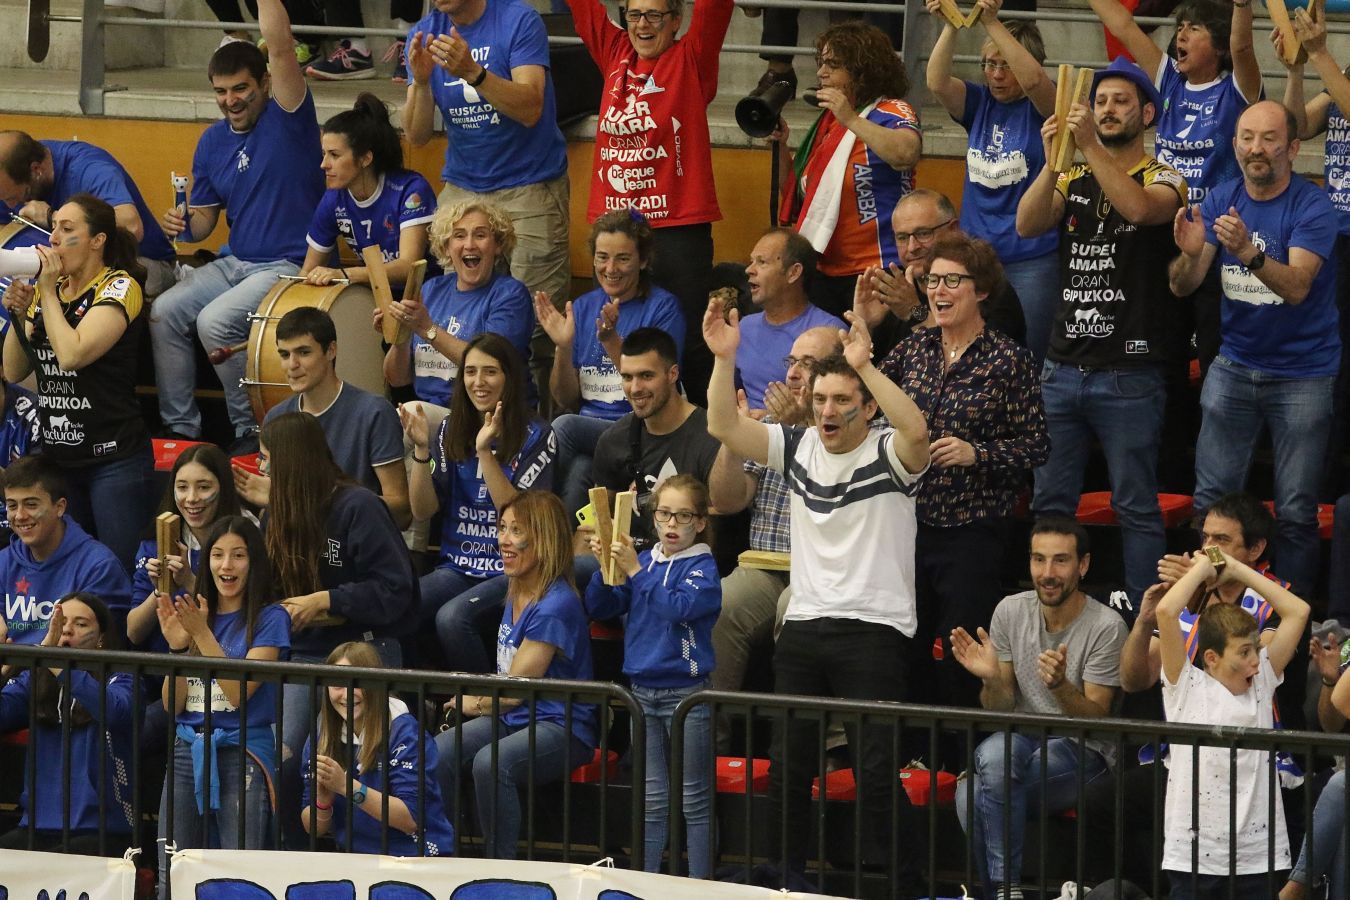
[169,645,189,654]
[412,451,431,464]
[1324,677,1338,688]
[469,65,488,87]
[314,800,332,810]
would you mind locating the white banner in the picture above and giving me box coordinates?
[0,848,137,899]
[169,849,844,899]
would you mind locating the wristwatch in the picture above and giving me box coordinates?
[423,325,439,342]
[1245,249,1266,271]
[1203,545,1226,574]
[469,65,488,87]
[350,782,367,805]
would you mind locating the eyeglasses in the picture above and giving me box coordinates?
[894,219,953,245]
[654,508,698,524]
[623,8,676,24]
[923,272,977,289]
[815,55,842,69]
[980,59,1013,73]
[782,354,818,370]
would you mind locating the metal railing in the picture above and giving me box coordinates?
[0,642,642,866]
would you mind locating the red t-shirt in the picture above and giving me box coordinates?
[568,0,733,227]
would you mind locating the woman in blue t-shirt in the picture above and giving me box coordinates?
[300,93,434,290]
[301,640,455,856]
[0,592,136,855]
[156,516,290,868]
[433,490,596,860]
[402,333,555,671]
[926,0,1058,362]
[535,210,686,516]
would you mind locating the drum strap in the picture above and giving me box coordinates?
[12,310,42,376]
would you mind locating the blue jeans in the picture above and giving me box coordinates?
[1291,769,1347,899]
[954,733,1108,893]
[551,413,614,518]
[1032,360,1166,604]
[420,567,496,672]
[1194,355,1334,596]
[633,681,714,878]
[149,256,298,437]
[1166,872,1277,900]
[62,445,153,573]
[1002,251,1058,367]
[277,640,402,850]
[435,713,591,859]
[158,737,270,898]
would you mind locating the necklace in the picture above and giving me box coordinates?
[943,336,974,360]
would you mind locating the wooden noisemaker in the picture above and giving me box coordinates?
[361,245,402,345]
[589,486,614,582]
[391,259,427,347]
[155,512,180,595]
[936,0,966,28]
[608,491,636,586]
[1053,67,1094,173]
[1266,0,1303,65]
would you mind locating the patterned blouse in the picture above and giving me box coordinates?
[880,325,1048,527]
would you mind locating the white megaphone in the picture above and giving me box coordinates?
[0,245,41,279]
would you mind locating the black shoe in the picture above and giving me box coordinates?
[227,432,259,457]
[751,66,796,99]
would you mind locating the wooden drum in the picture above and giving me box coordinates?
[242,278,387,422]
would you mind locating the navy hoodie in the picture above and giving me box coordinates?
[0,668,138,833]
[585,543,721,689]
[0,516,132,644]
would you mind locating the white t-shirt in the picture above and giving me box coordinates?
[1161,648,1289,874]
[766,423,925,636]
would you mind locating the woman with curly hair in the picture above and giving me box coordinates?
[774,21,922,318]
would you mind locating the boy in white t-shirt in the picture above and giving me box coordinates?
[1157,546,1310,899]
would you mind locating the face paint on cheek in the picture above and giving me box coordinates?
[840,407,862,425]
[240,90,258,107]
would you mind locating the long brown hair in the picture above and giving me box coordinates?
[66,193,147,287]
[262,412,348,597]
[198,516,275,647]
[316,641,390,776]
[816,21,909,106]
[443,333,530,465]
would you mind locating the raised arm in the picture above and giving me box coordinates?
[924,9,967,119]
[978,0,1056,115]
[704,298,771,465]
[1070,103,1184,225]
[403,33,437,147]
[707,445,757,515]
[1224,556,1309,676]
[842,313,929,474]
[1292,1,1346,137]
[1088,0,1164,76]
[1155,556,1210,685]
[1016,117,1066,237]
[257,0,306,112]
[1119,582,1165,692]
[430,26,547,128]
[1168,204,1219,297]
[1230,0,1261,102]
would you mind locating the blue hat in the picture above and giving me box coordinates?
[1090,57,1163,123]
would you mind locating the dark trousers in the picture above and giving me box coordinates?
[912,520,1007,716]
[767,617,913,874]
[1166,871,1283,900]
[203,0,322,31]
[650,223,714,404]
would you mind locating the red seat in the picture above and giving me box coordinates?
[1,728,28,746]
[716,756,769,794]
[232,452,261,476]
[589,620,623,640]
[1076,492,1194,529]
[1261,501,1335,541]
[1188,359,1201,388]
[152,437,208,472]
[810,767,958,806]
[570,748,620,783]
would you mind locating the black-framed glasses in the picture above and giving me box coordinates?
[623,8,676,24]
[654,508,698,524]
[894,219,953,245]
[980,59,1013,73]
[782,354,818,370]
[923,272,977,289]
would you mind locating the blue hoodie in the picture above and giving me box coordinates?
[585,543,721,689]
[0,516,132,644]
[0,668,138,833]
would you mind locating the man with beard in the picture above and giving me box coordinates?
[1015,57,1188,608]
[1169,99,1339,599]
[950,517,1128,900]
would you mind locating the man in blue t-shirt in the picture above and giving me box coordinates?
[149,0,324,454]
[738,229,845,413]
[403,0,572,403]
[1170,100,1340,597]
[0,132,178,296]
[240,306,409,529]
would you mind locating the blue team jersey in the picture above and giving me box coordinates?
[1201,175,1340,377]
[176,603,291,731]
[0,384,40,466]
[570,285,686,419]
[430,417,555,577]
[191,92,324,263]
[1323,100,1350,236]
[31,141,177,263]
[957,84,1056,264]
[1154,58,1253,203]
[407,1,568,191]
[306,170,436,274]
[412,270,534,406]
[496,579,597,749]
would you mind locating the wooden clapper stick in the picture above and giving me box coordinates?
[361,246,412,345]
[589,486,638,586]
[155,512,180,596]
[1051,65,1095,173]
